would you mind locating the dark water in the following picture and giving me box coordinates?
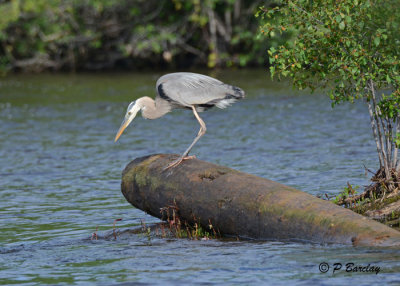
[1,70,399,285]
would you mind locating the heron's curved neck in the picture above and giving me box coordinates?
[137,96,171,119]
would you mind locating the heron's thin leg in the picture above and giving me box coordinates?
[182,106,207,157]
[165,106,206,169]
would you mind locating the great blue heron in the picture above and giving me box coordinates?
[114,72,245,169]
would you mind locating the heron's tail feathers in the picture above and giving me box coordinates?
[225,84,245,99]
[212,84,244,109]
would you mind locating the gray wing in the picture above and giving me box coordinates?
[156,72,245,110]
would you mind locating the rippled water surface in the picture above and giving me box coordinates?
[1,70,400,285]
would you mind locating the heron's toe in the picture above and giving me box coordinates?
[163,157,184,170]
[183,155,196,160]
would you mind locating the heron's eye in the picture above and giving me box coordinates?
[128,112,132,115]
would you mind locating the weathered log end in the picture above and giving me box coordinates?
[121,154,400,246]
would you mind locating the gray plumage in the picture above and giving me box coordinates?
[115,72,245,169]
[156,72,245,111]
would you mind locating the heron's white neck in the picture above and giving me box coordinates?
[136,96,171,120]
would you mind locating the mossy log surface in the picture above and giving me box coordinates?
[121,154,400,246]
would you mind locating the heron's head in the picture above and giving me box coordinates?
[114,101,141,142]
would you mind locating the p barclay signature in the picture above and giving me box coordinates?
[319,262,381,275]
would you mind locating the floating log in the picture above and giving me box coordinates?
[121,154,400,246]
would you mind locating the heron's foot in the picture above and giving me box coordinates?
[183,155,196,160]
[163,155,196,170]
[164,157,183,170]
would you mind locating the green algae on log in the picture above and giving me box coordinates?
[121,154,400,246]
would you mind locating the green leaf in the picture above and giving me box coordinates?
[270,66,275,76]
[374,37,380,46]
[339,21,345,30]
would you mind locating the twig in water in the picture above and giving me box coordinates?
[113,218,122,240]
[91,226,98,240]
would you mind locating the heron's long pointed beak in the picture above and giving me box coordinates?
[115,102,139,142]
[114,118,130,142]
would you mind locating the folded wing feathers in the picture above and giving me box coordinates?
[156,73,245,109]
